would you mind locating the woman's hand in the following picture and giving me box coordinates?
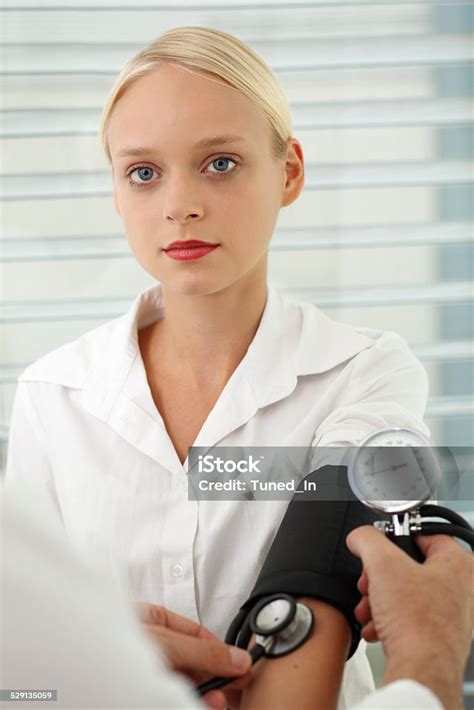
[133,602,252,710]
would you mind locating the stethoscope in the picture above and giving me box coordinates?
[197,593,314,696]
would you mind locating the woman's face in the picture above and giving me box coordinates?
[108,63,304,297]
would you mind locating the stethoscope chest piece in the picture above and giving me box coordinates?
[249,594,314,658]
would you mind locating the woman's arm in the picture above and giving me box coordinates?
[240,597,351,710]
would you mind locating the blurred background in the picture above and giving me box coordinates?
[1,0,473,700]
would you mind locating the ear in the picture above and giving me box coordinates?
[281,138,305,208]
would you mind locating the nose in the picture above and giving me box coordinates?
[166,210,202,224]
[163,176,204,224]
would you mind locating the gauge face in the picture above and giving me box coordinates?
[347,428,441,513]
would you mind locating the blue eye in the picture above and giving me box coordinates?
[126,156,239,190]
[127,166,157,188]
[206,157,238,175]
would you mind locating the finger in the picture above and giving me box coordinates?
[133,602,167,625]
[225,671,253,690]
[346,525,415,575]
[155,627,252,677]
[357,569,369,595]
[414,532,467,560]
[185,668,253,689]
[361,621,379,643]
[223,687,244,709]
[134,603,217,640]
[354,595,371,626]
[222,672,253,709]
[202,689,227,710]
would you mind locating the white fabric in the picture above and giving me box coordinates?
[1,479,442,710]
[1,478,202,710]
[5,282,430,709]
[351,680,443,709]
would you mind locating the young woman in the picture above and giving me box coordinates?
[6,26,430,709]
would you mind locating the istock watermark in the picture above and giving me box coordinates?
[197,453,264,474]
[186,446,473,503]
[188,446,320,500]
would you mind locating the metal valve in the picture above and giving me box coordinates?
[374,508,423,536]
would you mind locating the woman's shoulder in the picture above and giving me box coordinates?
[16,285,163,388]
[293,296,419,377]
[17,313,129,389]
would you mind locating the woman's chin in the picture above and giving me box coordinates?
[160,273,232,298]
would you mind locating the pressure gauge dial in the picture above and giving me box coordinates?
[347,427,441,513]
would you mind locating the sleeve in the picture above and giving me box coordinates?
[350,680,443,709]
[2,480,204,710]
[313,331,430,449]
[4,381,63,520]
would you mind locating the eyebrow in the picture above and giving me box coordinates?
[115,134,246,159]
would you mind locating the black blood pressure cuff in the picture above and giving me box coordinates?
[238,465,389,660]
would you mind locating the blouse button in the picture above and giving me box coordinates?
[172,564,184,578]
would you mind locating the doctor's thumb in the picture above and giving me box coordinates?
[346,524,416,576]
[164,632,252,677]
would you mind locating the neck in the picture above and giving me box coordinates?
[150,268,268,389]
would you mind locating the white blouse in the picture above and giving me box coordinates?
[5,282,430,709]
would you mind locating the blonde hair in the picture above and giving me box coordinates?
[98,25,293,165]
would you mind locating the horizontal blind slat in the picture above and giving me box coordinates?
[3,35,473,74]
[2,5,433,44]
[426,395,474,418]
[284,282,473,307]
[0,1,464,10]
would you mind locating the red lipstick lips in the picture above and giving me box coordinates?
[165,239,217,250]
[164,239,219,262]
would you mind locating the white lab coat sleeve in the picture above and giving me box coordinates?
[350,679,443,709]
[4,381,63,519]
[1,478,204,710]
[313,331,430,449]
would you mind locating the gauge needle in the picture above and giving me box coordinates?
[373,463,408,475]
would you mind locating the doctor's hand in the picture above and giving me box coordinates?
[133,602,252,710]
[346,526,473,710]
